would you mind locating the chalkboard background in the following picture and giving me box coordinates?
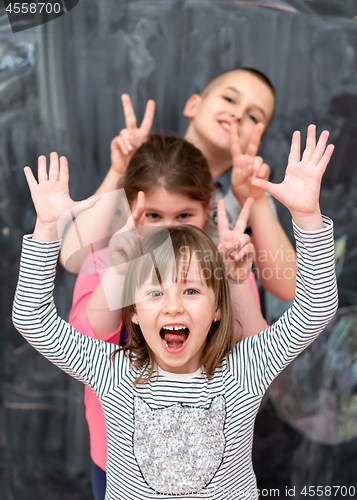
[1,0,357,498]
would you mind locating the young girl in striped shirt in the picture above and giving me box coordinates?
[13,126,337,499]
[68,133,265,500]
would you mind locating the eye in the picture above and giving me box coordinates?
[147,289,162,297]
[177,213,192,220]
[184,288,199,296]
[146,213,161,220]
[223,96,234,103]
[248,114,258,124]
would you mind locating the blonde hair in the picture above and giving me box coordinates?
[110,225,239,385]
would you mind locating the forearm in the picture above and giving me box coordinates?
[85,267,124,339]
[238,216,338,394]
[60,168,124,273]
[250,195,297,300]
[229,278,266,340]
[12,237,110,389]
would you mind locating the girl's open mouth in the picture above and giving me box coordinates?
[160,325,190,353]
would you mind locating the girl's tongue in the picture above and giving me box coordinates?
[161,328,188,349]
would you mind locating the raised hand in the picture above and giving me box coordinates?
[252,125,334,230]
[24,153,100,241]
[110,94,155,175]
[217,197,255,283]
[108,191,146,272]
[230,122,269,204]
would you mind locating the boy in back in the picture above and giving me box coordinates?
[61,68,297,301]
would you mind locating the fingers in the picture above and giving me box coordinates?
[117,134,131,156]
[132,191,146,226]
[257,161,270,182]
[23,166,37,191]
[316,143,334,174]
[217,199,230,241]
[58,156,69,184]
[251,178,279,199]
[219,234,253,262]
[311,130,330,166]
[140,99,155,135]
[233,197,253,236]
[251,156,263,180]
[288,130,301,165]
[48,152,59,181]
[110,231,138,257]
[301,124,316,162]
[121,94,137,130]
[245,123,264,158]
[73,195,101,217]
[37,155,47,183]
[119,129,134,154]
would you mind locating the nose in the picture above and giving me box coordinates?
[231,107,243,122]
[162,287,184,316]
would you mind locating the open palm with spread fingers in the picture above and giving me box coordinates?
[24,153,100,241]
[110,94,155,175]
[217,197,255,283]
[252,125,334,230]
[231,121,270,204]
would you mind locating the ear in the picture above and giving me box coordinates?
[183,94,201,118]
[132,311,138,325]
[214,308,221,322]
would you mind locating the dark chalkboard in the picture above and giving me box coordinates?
[1,1,357,498]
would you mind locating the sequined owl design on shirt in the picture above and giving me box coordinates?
[133,395,226,494]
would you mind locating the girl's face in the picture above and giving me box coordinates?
[130,187,209,229]
[132,254,221,374]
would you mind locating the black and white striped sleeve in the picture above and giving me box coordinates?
[12,236,122,398]
[229,216,338,395]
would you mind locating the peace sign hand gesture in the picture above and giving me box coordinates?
[111,94,155,175]
[231,122,269,204]
[217,197,255,283]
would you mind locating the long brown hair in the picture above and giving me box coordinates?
[110,225,239,385]
[121,134,214,208]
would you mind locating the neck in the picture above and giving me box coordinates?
[184,127,232,179]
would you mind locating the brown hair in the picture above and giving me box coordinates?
[121,134,214,208]
[110,225,239,385]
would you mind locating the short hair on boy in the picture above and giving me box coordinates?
[112,225,240,385]
[121,134,214,209]
[200,67,276,99]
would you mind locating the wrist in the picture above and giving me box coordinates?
[108,166,124,183]
[33,220,61,242]
[291,210,324,231]
[227,270,252,286]
[250,194,268,212]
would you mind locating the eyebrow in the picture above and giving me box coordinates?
[145,206,199,214]
[223,87,267,119]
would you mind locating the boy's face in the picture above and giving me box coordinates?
[184,70,275,160]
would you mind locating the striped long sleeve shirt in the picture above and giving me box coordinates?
[12,217,338,500]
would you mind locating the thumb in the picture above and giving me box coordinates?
[56,196,101,237]
[251,178,279,199]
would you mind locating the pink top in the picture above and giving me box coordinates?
[69,247,266,471]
